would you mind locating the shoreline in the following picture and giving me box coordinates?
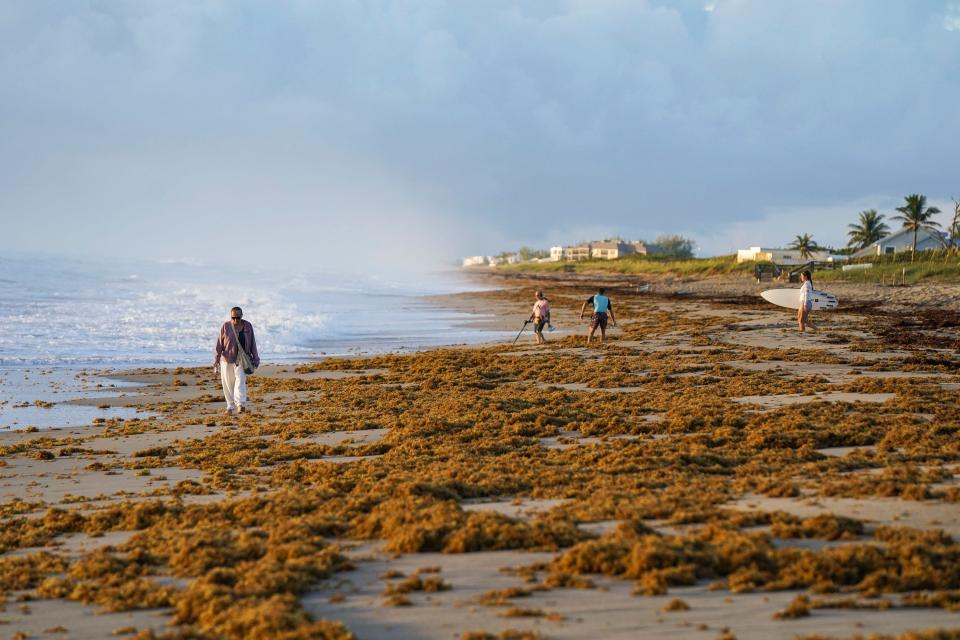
[0,273,958,639]
[0,286,514,432]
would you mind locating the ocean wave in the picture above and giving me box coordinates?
[0,256,485,366]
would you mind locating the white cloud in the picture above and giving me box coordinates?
[946,3,960,31]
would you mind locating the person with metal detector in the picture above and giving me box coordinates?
[527,290,551,345]
[511,319,531,345]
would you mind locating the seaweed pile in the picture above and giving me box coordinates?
[0,283,957,637]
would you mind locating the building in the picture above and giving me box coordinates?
[462,256,487,267]
[736,247,834,265]
[737,247,787,263]
[553,239,651,260]
[851,227,948,258]
[591,241,636,260]
[484,253,521,268]
[563,244,592,261]
[482,238,665,264]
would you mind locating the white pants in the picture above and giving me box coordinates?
[220,361,247,411]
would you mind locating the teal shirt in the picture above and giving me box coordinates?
[590,295,610,313]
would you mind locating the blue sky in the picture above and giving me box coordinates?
[2,1,959,270]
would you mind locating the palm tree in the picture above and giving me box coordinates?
[788,233,818,259]
[846,209,889,250]
[893,194,941,262]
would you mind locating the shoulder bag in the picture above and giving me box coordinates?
[227,321,256,375]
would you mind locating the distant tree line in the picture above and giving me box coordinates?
[516,246,550,260]
[653,235,695,259]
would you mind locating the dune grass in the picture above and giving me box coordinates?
[815,252,960,284]
[495,251,960,284]
[815,262,960,285]
[497,254,754,277]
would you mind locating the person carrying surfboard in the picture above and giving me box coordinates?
[798,270,818,333]
[580,287,617,344]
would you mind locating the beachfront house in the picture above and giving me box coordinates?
[563,244,593,261]
[556,239,651,260]
[547,238,660,261]
[850,227,948,258]
[591,241,636,260]
[486,254,520,267]
[736,246,834,265]
[462,256,487,267]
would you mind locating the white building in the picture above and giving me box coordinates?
[462,256,487,267]
[484,253,521,268]
[563,244,592,261]
[591,241,636,260]
[549,245,564,261]
[736,246,834,265]
[851,228,948,258]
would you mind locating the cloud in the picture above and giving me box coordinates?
[1,1,958,267]
[947,3,960,31]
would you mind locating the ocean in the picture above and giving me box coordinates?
[0,255,500,429]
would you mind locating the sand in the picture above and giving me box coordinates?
[303,543,960,640]
[1,272,958,639]
[730,494,960,539]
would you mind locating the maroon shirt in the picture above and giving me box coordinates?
[214,319,260,367]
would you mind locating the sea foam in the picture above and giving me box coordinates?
[0,256,483,366]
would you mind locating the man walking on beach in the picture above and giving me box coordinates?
[580,287,617,344]
[214,307,260,414]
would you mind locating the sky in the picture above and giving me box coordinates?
[2,0,959,270]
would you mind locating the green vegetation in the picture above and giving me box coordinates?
[516,246,549,261]
[815,255,960,284]
[498,253,754,277]
[653,235,695,259]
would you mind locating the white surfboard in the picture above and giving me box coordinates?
[761,288,839,310]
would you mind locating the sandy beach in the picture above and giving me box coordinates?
[1,273,958,640]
